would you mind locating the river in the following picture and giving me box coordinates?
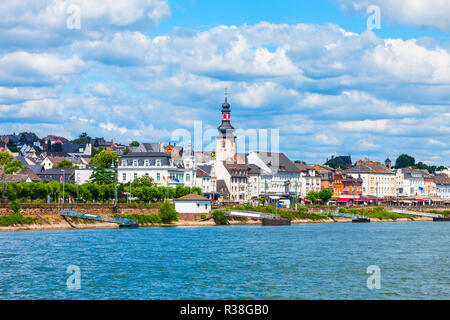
[0,222,448,299]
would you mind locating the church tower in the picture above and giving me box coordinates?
[216,94,236,163]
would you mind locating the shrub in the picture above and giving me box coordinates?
[200,213,207,220]
[10,200,22,215]
[278,210,325,221]
[213,210,228,225]
[298,206,308,214]
[0,214,40,226]
[158,201,178,223]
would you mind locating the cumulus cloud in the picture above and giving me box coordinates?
[1,9,449,164]
[0,51,86,86]
[0,0,170,48]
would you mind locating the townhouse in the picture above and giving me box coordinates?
[435,174,450,202]
[295,163,321,196]
[345,159,396,198]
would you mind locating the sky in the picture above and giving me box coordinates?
[1,0,449,165]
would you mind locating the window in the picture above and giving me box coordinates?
[133,160,138,167]
[134,173,138,180]
[121,160,127,167]
[157,173,160,181]
[156,160,161,166]
[122,173,126,181]
[186,174,190,182]
[144,160,150,167]
[145,173,149,177]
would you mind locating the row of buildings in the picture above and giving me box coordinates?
[2,98,450,205]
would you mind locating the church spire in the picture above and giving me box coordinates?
[218,90,234,135]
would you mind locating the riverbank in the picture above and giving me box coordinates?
[0,215,435,232]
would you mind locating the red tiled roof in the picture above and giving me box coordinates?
[175,194,210,201]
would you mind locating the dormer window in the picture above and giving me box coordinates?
[156,160,161,166]
[144,160,150,167]
[133,160,138,167]
[121,160,127,167]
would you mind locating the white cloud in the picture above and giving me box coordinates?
[0,16,449,164]
[364,39,450,84]
[0,0,170,48]
[0,51,86,86]
[91,83,112,97]
[315,133,340,145]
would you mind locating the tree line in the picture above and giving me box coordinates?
[0,181,203,203]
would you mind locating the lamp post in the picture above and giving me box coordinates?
[1,164,5,203]
[112,159,118,213]
[61,169,65,205]
[264,178,268,206]
[376,181,379,206]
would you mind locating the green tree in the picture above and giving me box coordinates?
[306,190,319,203]
[318,189,333,204]
[89,150,118,168]
[7,140,19,153]
[6,184,17,201]
[158,200,178,223]
[130,141,140,147]
[5,160,23,174]
[51,142,63,152]
[91,147,105,157]
[89,167,115,185]
[132,176,155,188]
[394,154,415,169]
[191,187,203,196]
[54,159,74,169]
[0,152,14,166]
[325,161,348,170]
[72,132,91,144]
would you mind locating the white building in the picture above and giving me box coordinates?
[295,163,321,196]
[215,162,252,203]
[395,168,425,198]
[195,165,214,194]
[435,174,450,202]
[118,152,196,187]
[345,161,396,198]
[174,194,211,214]
[247,152,302,201]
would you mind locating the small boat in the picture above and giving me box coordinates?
[119,223,140,229]
[433,217,450,222]
[262,218,291,226]
[352,217,370,223]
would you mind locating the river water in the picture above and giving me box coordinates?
[0,222,448,299]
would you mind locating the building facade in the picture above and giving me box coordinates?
[117,152,195,187]
[345,160,396,198]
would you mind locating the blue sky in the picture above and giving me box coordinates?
[0,0,449,165]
